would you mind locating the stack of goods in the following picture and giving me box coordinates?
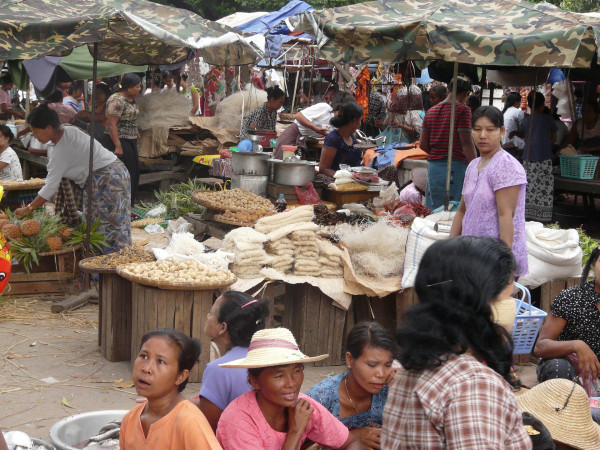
[80,246,155,271]
[265,237,294,273]
[329,170,369,192]
[290,229,320,277]
[317,239,344,278]
[223,227,268,278]
[192,188,273,212]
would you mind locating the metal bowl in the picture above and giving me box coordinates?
[268,159,317,186]
[49,410,127,450]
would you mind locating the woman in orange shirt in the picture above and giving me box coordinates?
[120,328,222,449]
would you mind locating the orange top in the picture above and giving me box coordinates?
[120,399,222,450]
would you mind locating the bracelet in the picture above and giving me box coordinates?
[26,205,32,211]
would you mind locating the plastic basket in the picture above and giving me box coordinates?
[511,282,547,355]
[559,154,599,179]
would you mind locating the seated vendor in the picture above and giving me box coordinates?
[274,86,338,159]
[0,74,24,120]
[240,86,285,137]
[399,167,426,204]
[562,100,600,154]
[319,102,364,178]
[0,125,23,181]
[534,248,600,386]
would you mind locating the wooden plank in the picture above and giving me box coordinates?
[10,272,74,282]
[315,291,331,367]
[396,288,416,326]
[130,282,141,361]
[98,273,104,347]
[566,276,581,288]
[117,275,132,362]
[303,286,322,360]
[192,290,215,383]
[7,280,70,295]
[51,288,97,313]
[331,304,347,366]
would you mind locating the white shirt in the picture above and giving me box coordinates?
[502,106,525,149]
[0,147,23,181]
[38,126,117,201]
[294,103,334,139]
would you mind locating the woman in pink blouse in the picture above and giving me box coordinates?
[450,105,528,277]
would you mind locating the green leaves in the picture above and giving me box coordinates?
[66,218,108,254]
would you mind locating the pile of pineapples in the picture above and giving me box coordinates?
[0,210,75,272]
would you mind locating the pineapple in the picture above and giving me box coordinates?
[0,219,11,230]
[2,223,21,239]
[58,226,74,242]
[46,236,63,251]
[21,219,41,236]
[0,214,7,221]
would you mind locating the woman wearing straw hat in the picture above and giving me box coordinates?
[382,236,532,449]
[534,249,600,387]
[216,328,362,449]
[517,378,600,449]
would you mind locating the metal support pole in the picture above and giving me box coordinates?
[523,69,539,173]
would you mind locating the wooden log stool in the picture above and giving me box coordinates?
[130,283,218,383]
[281,283,347,367]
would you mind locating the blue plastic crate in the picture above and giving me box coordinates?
[511,282,547,355]
[559,154,599,179]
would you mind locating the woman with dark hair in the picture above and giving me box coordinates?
[102,73,142,206]
[502,91,525,160]
[382,237,531,449]
[241,86,286,136]
[534,249,600,385]
[0,125,22,181]
[307,322,395,449]
[380,84,425,145]
[197,291,269,431]
[217,328,362,449]
[451,106,528,277]
[120,328,221,449]
[16,105,131,252]
[511,91,557,223]
[319,101,364,177]
[45,87,76,125]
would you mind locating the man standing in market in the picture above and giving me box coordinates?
[427,83,447,109]
[0,74,24,120]
[420,75,476,210]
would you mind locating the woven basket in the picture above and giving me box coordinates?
[191,189,273,213]
[213,215,255,227]
[0,178,45,191]
[78,259,118,274]
[116,265,237,291]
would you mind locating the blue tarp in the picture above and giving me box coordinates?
[235,0,314,59]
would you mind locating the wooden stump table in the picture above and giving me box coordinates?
[130,283,218,383]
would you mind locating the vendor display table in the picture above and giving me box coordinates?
[130,282,217,382]
[554,175,600,195]
[281,283,346,367]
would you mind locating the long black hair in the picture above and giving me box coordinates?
[346,321,396,360]
[140,328,201,392]
[217,291,269,347]
[396,236,516,380]
[330,101,363,128]
[503,92,522,113]
[116,73,142,94]
[0,124,14,140]
[581,247,600,286]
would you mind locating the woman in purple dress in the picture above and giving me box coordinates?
[450,106,528,277]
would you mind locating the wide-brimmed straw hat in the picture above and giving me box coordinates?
[517,378,600,449]
[410,168,427,192]
[220,328,328,369]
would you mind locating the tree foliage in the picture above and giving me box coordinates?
[530,0,600,13]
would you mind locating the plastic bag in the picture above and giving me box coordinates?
[146,204,167,218]
[294,182,322,205]
[567,353,600,397]
[144,224,165,234]
[166,217,193,241]
[220,148,233,158]
[380,182,402,212]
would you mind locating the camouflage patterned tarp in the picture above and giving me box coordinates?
[291,0,599,68]
[0,0,262,65]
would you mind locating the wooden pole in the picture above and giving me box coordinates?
[307,48,315,105]
[444,61,459,211]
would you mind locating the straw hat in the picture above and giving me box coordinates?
[219,328,328,369]
[517,378,600,449]
[410,168,427,192]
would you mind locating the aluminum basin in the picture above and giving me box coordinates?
[49,410,127,450]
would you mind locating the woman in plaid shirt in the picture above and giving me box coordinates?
[382,237,531,449]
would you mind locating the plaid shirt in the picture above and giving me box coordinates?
[382,354,531,449]
[241,102,277,136]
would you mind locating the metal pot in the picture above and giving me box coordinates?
[268,159,317,186]
[231,151,271,176]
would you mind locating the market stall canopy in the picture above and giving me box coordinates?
[0,0,263,65]
[291,0,598,67]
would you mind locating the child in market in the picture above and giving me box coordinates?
[120,328,222,449]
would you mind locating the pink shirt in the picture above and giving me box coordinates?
[461,150,528,276]
[217,391,349,449]
[0,89,11,107]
